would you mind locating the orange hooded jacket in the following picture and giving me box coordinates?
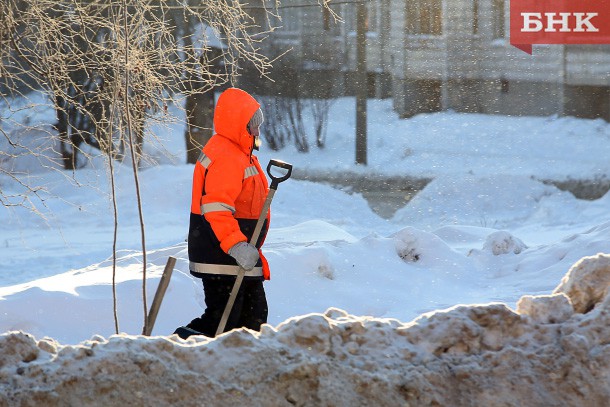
[188,88,271,280]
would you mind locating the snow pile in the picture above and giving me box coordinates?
[482,230,528,256]
[2,254,610,406]
[516,294,573,324]
[392,174,560,230]
[553,252,610,313]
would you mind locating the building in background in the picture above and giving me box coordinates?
[389,0,610,120]
[247,0,610,121]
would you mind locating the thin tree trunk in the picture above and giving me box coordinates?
[107,116,120,335]
[121,0,148,335]
[185,88,215,163]
[106,78,122,335]
[184,46,221,164]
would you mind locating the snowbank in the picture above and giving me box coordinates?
[2,254,610,406]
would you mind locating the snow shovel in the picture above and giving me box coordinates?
[215,159,293,336]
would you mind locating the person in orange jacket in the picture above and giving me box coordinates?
[175,88,271,339]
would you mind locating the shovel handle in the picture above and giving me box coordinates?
[215,159,293,337]
[267,159,292,190]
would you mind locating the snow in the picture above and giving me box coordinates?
[2,94,610,404]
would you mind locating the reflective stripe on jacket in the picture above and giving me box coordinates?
[188,88,271,280]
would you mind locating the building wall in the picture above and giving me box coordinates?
[388,0,610,121]
[393,78,441,118]
[255,0,609,121]
[564,85,610,119]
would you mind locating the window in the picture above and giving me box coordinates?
[343,4,356,33]
[406,0,442,35]
[279,6,300,33]
[501,78,509,93]
[343,2,377,34]
[492,0,505,39]
[366,1,378,33]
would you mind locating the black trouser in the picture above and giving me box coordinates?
[186,275,268,337]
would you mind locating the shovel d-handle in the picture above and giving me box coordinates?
[267,159,292,190]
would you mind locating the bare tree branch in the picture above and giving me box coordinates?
[0,0,334,334]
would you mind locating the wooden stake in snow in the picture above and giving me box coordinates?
[144,256,176,336]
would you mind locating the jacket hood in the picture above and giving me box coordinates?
[214,88,260,154]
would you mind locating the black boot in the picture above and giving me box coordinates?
[173,326,204,340]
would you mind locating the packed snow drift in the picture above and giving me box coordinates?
[2,253,610,405]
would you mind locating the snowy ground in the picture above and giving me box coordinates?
[1,94,610,344]
[2,92,610,404]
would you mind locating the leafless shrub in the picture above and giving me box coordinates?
[1,0,278,174]
[260,96,289,150]
[260,93,334,152]
[0,0,294,335]
[260,95,309,153]
[309,97,333,148]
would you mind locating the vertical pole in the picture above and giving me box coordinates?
[355,0,367,165]
[441,0,449,111]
